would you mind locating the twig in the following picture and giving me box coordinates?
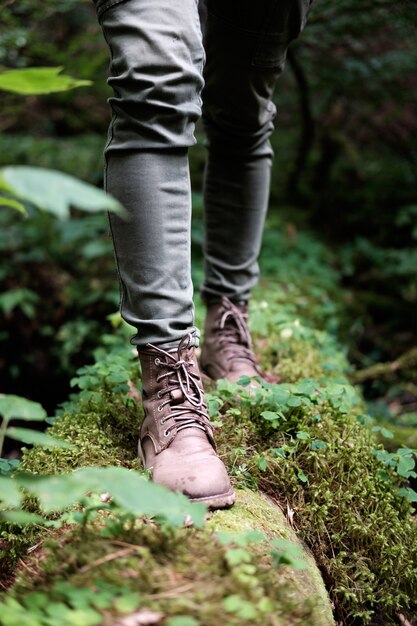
[27,540,45,554]
[78,547,140,574]
[146,583,194,599]
[350,346,417,384]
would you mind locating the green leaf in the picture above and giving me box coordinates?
[0,289,39,317]
[0,458,19,476]
[271,447,287,458]
[372,426,394,439]
[258,456,267,471]
[0,476,22,507]
[90,591,115,610]
[5,427,73,449]
[0,167,125,219]
[398,487,417,502]
[0,195,27,215]
[225,547,252,566]
[296,431,310,440]
[16,473,92,512]
[311,439,328,451]
[113,593,141,614]
[260,410,283,422]
[223,596,257,620]
[271,539,307,570]
[236,375,252,387]
[0,597,41,626]
[297,470,308,483]
[53,607,102,626]
[96,467,207,527]
[0,67,92,95]
[396,455,415,478]
[270,387,291,405]
[16,467,206,526]
[216,530,265,547]
[0,510,46,526]
[223,595,244,613]
[166,617,199,626]
[295,380,317,396]
[23,592,49,611]
[0,395,46,422]
[287,396,303,407]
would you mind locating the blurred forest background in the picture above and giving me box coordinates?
[1,0,416,427]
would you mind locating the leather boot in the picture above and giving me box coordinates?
[200,297,263,382]
[137,333,235,509]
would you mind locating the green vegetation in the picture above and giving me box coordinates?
[1,265,417,623]
[1,0,416,624]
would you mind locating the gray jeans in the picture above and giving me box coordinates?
[94,0,310,349]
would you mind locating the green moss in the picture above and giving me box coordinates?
[2,280,417,624]
[212,320,417,624]
[6,490,331,626]
[273,339,328,382]
[21,393,142,475]
[208,489,334,626]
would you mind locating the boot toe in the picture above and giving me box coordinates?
[152,449,234,508]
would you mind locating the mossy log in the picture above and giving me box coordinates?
[209,489,335,626]
[2,287,417,624]
[5,489,334,626]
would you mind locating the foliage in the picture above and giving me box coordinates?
[0,204,119,410]
[0,58,120,410]
[0,464,206,529]
[1,0,415,415]
[0,395,71,476]
[210,342,417,622]
[0,66,91,95]
[0,1,416,623]
[0,494,323,626]
[1,300,415,623]
[0,166,124,219]
[276,0,417,386]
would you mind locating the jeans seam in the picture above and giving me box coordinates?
[102,31,128,324]
[96,0,127,20]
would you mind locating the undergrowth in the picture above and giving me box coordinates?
[1,225,417,624]
[3,494,325,626]
[1,302,416,624]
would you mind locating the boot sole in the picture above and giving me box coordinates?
[189,489,236,510]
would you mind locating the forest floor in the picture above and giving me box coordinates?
[1,211,417,626]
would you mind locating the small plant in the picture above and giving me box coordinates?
[0,394,72,476]
[0,394,206,531]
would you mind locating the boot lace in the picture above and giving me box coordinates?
[217,297,261,370]
[147,333,211,437]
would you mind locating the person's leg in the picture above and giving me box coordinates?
[95,0,234,508]
[96,0,204,350]
[200,0,310,380]
[201,0,310,303]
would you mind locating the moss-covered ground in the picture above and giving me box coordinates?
[1,216,417,625]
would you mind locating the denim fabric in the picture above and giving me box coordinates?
[95,0,310,349]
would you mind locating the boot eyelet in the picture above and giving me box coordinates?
[154,358,161,366]
[163,429,170,437]
[157,405,163,412]
[157,390,163,398]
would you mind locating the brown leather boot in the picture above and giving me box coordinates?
[137,333,235,509]
[200,297,263,383]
